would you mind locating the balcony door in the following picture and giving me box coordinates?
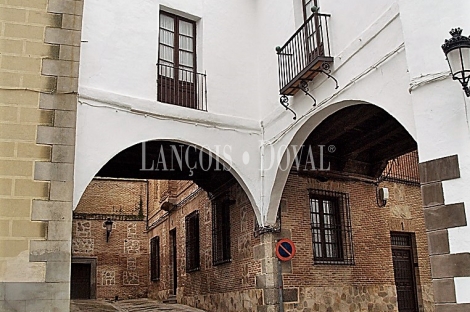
[302,0,323,63]
[158,12,197,108]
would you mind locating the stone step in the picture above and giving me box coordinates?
[162,295,177,304]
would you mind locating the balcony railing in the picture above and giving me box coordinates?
[277,13,333,96]
[157,63,207,111]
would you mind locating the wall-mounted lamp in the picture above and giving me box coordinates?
[104,218,113,242]
[376,187,389,207]
[442,28,470,97]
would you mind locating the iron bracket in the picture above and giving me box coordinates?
[279,95,297,120]
[313,63,339,90]
[299,80,317,106]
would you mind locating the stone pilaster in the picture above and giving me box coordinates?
[0,0,83,310]
[419,155,470,311]
[254,232,281,312]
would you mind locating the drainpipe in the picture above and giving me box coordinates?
[260,121,265,227]
[278,257,284,312]
[146,180,149,230]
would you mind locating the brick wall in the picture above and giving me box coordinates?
[72,218,149,300]
[148,181,262,310]
[73,178,150,300]
[77,178,148,215]
[148,173,433,312]
[280,174,433,311]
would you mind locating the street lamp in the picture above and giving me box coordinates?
[442,28,470,97]
[104,218,113,242]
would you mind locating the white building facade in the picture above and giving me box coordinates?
[1,0,470,311]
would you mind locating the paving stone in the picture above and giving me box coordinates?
[70,299,207,312]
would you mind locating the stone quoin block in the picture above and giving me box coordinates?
[46,221,72,240]
[42,59,79,78]
[59,45,81,62]
[47,0,84,16]
[51,145,75,163]
[432,278,456,303]
[427,229,450,255]
[44,28,81,46]
[61,14,83,30]
[430,253,470,278]
[39,93,78,111]
[57,77,79,92]
[54,110,77,128]
[32,200,73,221]
[30,240,72,262]
[419,155,460,184]
[49,180,74,201]
[421,182,444,207]
[34,161,74,182]
[37,126,76,145]
[424,203,467,231]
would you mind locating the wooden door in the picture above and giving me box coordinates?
[71,263,91,299]
[391,233,418,312]
[169,229,177,295]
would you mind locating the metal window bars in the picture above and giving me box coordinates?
[211,194,232,266]
[185,210,200,272]
[157,63,207,111]
[150,236,160,281]
[308,189,355,265]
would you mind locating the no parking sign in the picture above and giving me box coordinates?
[275,238,296,261]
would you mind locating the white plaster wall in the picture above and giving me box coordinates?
[79,0,162,101]
[77,0,470,241]
[398,1,470,287]
[77,0,420,224]
[455,277,470,303]
[74,97,263,219]
[79,0,261,120]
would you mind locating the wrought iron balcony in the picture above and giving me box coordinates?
[277,13,333,96]
[157,63,207,111]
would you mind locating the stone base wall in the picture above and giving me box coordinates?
[421,284,435,312]
[180,289,263,312]
[283,285,398,312]
[173,285,437,312]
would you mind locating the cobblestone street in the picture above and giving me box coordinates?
[70,299,207,312]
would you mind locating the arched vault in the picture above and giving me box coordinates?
[264,103,417,224]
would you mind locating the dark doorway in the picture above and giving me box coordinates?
[169,229,177,295]
[391,232,418,312]
[71,263,91,299]
[71,258,96,299]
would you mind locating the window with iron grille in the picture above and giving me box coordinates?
[185,211,200,272]
[212,194,231,265]
[150,236,160,281]
[309,189,354,265]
